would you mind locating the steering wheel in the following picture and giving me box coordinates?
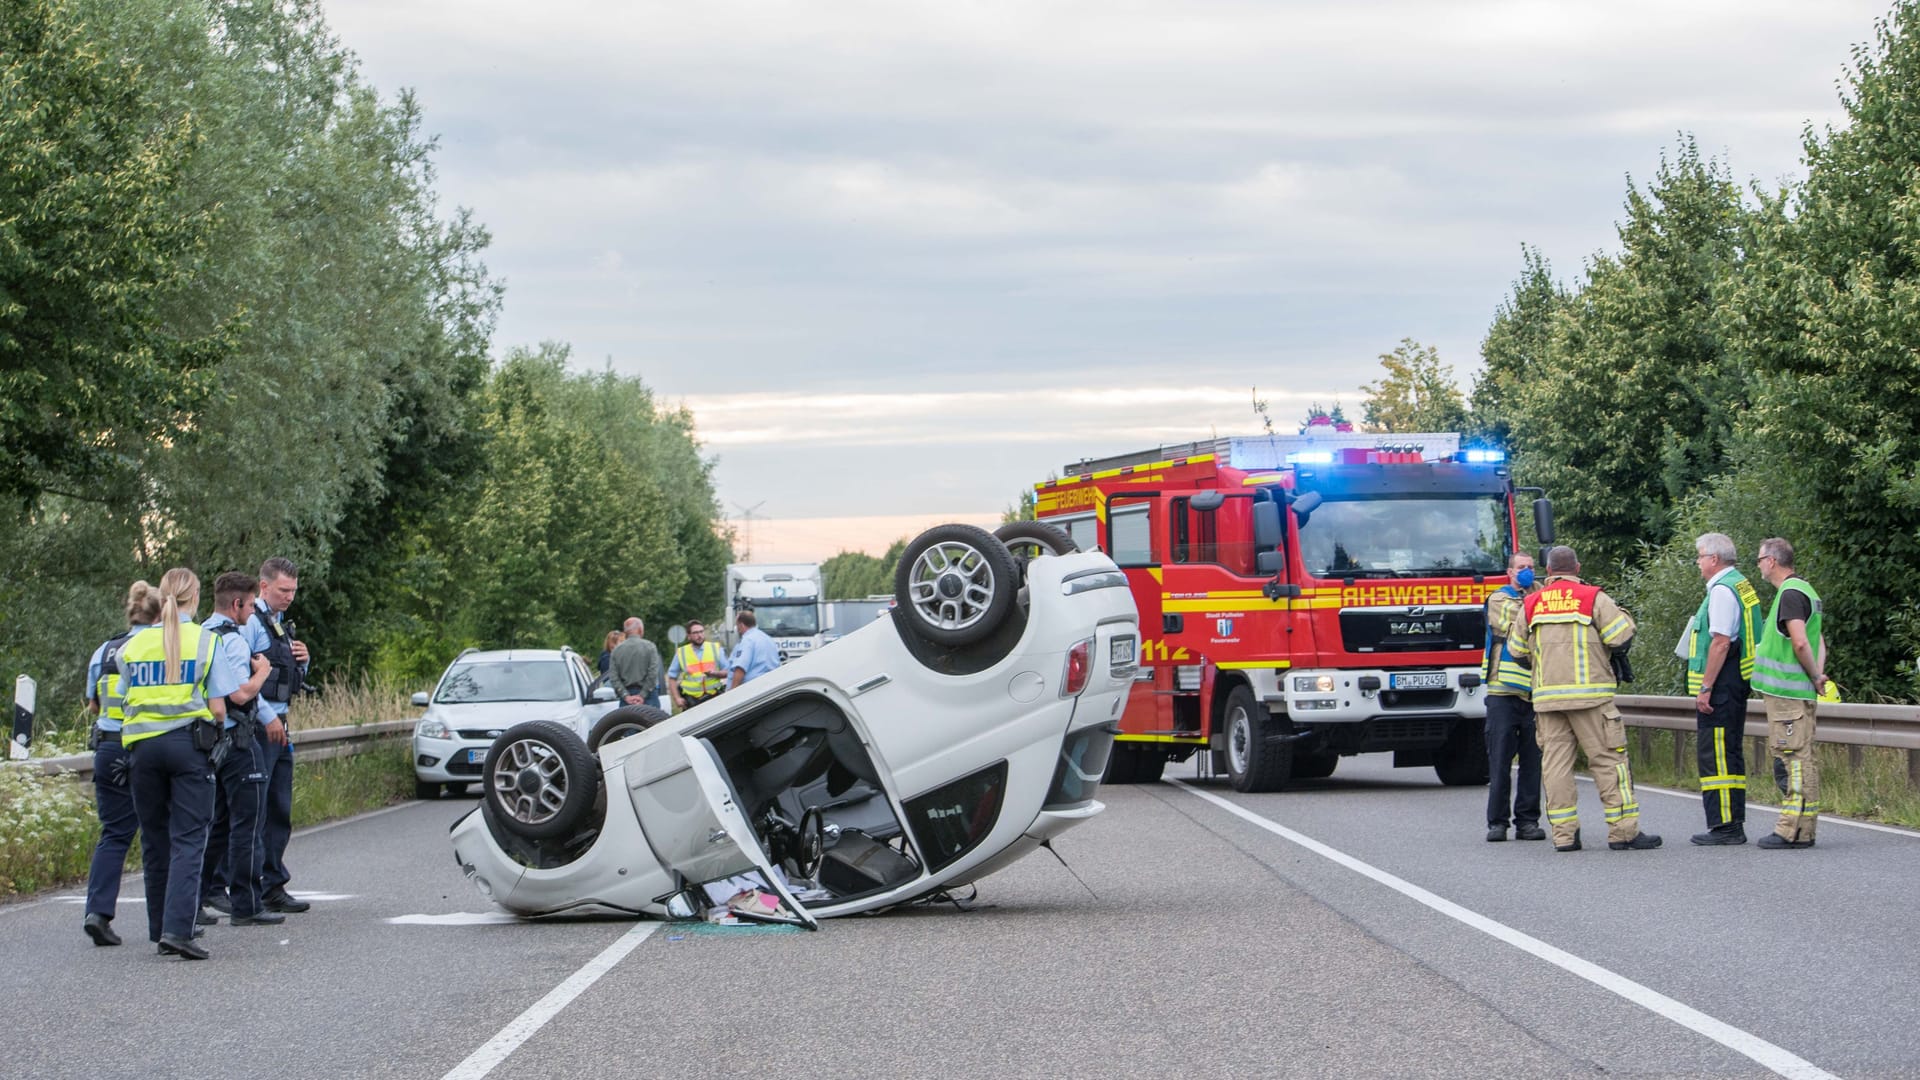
[795,806,828,881]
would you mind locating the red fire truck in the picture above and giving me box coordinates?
[1033,432,1553,792]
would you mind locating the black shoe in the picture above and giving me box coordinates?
[1690,827,1747,846]
[1555,829,1582,852]
[203,893,234,915]
[1486,826,1508,842]
[157,933,210,960]
[1515,824,1548,841]
[196,906,221,926]
[83,913,121,947]
[263,892,311,913]
[230,910,286,927]
[1757,833,1815,849]
[1609,833,1664,850]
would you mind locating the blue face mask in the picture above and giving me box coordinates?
[1514,567,1535,589]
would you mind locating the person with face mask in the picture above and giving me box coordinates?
[1482,552,1544,842]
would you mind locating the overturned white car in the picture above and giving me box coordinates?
[449,523,1139,926]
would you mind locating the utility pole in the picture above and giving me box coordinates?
[730,500,766,561]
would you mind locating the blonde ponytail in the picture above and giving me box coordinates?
[155,567,201,683]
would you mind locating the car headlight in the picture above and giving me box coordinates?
[416,717,453,740]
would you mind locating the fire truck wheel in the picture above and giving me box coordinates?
[589,705,669,752]
[1223,685,1293,793]
[1292,750,1339,780]
[894,523,1019,647]
[1433,723,1490,786]
[1102,744,1165,784]
[993,521,1079,560]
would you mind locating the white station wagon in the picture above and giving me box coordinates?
[448,523,1140,926]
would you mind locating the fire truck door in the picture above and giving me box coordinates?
[1107,495,1173,734]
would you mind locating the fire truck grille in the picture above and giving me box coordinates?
[1360,717,1452,750]
[1378,689,1458,710]
[1339,608,1485,653]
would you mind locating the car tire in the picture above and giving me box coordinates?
[1433,723,1490,786]
[993,521,1079,559]
[1223,684,1292,793]
[1292,750,1339,780]
[482,720,601,841]
[1102,744,1166,784]
[414,779,441,800]
[589,705,669,751]
[894,523,1019,647]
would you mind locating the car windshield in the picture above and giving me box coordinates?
[434,661,574,704]
[1298,496,1507,578]
[750,602,820,637]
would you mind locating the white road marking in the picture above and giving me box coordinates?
[1169,779,1841,1080]
[1608,777,1920,837]
[442,920,662,1080]
[388,911,521,926]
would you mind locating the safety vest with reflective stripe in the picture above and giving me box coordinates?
[1753,578,1824,700]
[1686,568,1761,693]
[1511,578,1634,711]
[1483,586,1532,698]
[674,641,727,697]
[93,628,140,730]
[119,622,217,746]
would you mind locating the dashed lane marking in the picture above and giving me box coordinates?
[1169,778,1842,1080]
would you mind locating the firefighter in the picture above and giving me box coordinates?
[1685,532,1761,845]
[1506,545,1660,851]
[667,620,727,710]
[1751,537,1827,848]
[79,580,164,947]
[1483,552,1544,842]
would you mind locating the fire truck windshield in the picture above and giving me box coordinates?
[749,601,821,637]
[1297,495,1508,578]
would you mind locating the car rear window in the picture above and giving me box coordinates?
[434,661,574,704]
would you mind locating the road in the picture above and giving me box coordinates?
[3,754,1917,1079]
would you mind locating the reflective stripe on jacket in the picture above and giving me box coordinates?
[1483,586,1532,698]
[119,623,217,745]
[1508,576,1635,712]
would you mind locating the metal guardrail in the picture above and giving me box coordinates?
[1615,694,1920,786]
[11,719,413,781]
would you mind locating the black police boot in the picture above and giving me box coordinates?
[231,910,287,927]
[1515,823,1548,841]
[196,906,221,926]
[203,893,234,915]
[264,891,311,913]
[1555,828,1581,852]
[1609,832,1664,850]
[83,913,121,947]
[157,933,210,960]
[1690,824,1747,846]
[1486,825,1508,842]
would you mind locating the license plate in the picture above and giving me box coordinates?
[1110,638,1136,668]
[1389,672,1446,690]
[466,748,488,764]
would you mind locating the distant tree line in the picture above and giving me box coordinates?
[0,0,728,720]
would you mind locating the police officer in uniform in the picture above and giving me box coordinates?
[79,581,164,946]
[245,556,309,913]
[1507,546,1660,852]
[1685,532,1761,845]
[1483,553,1544,842]
[1752,537,1827,849]
[667,620,727,711]
[200,572,279,925]
[122,568,241,958]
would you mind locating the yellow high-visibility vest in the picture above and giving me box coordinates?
[119,622,217,746]
[674,641,727,697]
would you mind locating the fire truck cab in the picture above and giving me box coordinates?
[1034,432,1552,793]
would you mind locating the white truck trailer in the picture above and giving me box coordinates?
[724,563,826,664]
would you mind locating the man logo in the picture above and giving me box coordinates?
[1407,606,1427,617]
[1216,618,1234,637]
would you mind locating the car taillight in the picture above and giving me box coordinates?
[1062,638,1092,696]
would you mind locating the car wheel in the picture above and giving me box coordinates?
[894,523,1019,647]
[1292,750,1339,780]
[1223,684,1292,793]
[1433,722,1490,786]
[482,720,601,841]
[993,521,1079,560]
[589,705,669,751]
[1102,744,1166,784]
[414,779,441,800]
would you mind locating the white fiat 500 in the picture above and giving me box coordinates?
[448,523,1139,926]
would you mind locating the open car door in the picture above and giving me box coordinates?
[622,733,819,929]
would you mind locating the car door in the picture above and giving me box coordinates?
[621,732,819,928]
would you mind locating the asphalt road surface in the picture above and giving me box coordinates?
[4,754,1917,1079]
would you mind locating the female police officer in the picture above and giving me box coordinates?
[120,568,241,959]
[79,580,164,946]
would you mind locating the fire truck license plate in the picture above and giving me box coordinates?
[1389,672,1447,690]
[1110,638,1136,668]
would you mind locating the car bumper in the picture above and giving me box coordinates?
[413,737,493,784]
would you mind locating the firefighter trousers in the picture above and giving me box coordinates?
[1538,703,1640,847]
[1695,667,1749,832]
[1764,695,1820,842]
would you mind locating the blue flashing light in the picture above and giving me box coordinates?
[1287,450,1335,465]
[1463,449,1506,464]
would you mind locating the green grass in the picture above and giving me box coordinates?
[1619,728,1920,830]
[0,739,414,901]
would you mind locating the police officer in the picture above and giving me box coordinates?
[199,572,279,925]
[78,581,164,946]
[1483,552,1544,842]
[1686,532,1761,845]
[1751,537,1828,849]
[123,568,241,959]
[667,620,727,711]
[245,556,309,913]
[1507,546,1659,852]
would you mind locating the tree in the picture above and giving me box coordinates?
[1001,489,1037,523]
[1358,340,1468,434]
[1298,404,1354,433]
[822,550,893,600]
[1469,246,1565,446]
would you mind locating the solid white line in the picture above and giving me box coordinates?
[1613,778,1920,838]
[1168,779,1840,1080]
[442,920,662,1080]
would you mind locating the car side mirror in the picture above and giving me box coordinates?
[410,691,430,708]
[590,686,616,703]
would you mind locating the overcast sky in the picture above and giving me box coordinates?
[325,0,1886,561]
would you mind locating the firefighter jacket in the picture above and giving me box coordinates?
[1483,585,1532,698]
[1685,567,1760,693]
[1506,575,1635,713]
